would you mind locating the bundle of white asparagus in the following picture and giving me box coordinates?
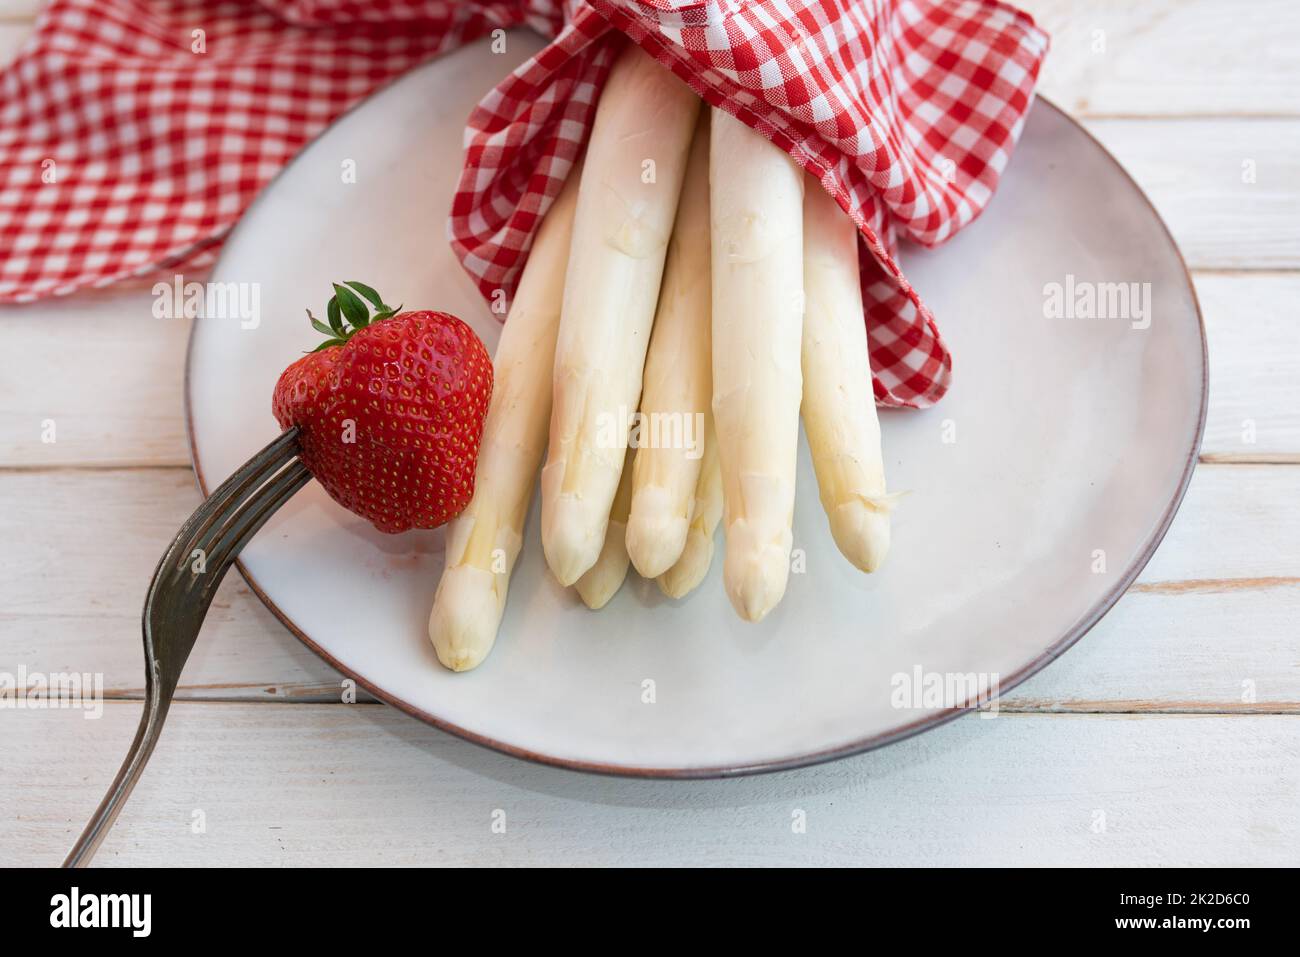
[430,45,892,672]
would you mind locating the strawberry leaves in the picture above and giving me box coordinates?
[333,283,371,329]
[346,280,402,323]
[345,281,385,310]
[307,310,335,338]
[306,281,403,352]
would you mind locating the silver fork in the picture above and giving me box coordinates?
[63,427,310,868]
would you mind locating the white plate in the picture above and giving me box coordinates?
[188,32,1206,776]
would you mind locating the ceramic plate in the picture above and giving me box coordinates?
[187,32,1206,776]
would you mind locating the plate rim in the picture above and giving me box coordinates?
[184,84,1209,779]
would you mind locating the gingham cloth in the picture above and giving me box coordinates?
[0,0,1047,408]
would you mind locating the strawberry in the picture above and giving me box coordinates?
[272,281,492,534]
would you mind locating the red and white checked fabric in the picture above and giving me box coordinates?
[0,0,560,301]
[0,0,1047,408]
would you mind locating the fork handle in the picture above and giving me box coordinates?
[63,428,309,867]
[62,680,174,868]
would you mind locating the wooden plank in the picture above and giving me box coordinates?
[0,271,1294,469]
[0,463,1296,707]
[0,466,362,701]
[1198,273,1300,460]
[1020,0,1300,117]
[1135,464,1300,585]
[5,703,1296,866]
[0,292,192,468]
[1084,118,1300,270]
[1006,585,1300,712]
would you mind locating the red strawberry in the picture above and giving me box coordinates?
[272,281,492,534]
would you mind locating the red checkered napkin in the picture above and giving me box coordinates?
[0,0,554,301]
[0,0,1046,408]
[454,0,1048,407]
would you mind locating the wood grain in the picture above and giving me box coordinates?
[1,464,1295,707]
[1021,0,1300,117]
[5,703,1295,867]
[0,468,358,701]
[1084,119,1300,270]
[0,291,191,468]
[1200,273,1300,459]
[1,267,1296,467]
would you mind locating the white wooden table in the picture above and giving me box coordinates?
[2,0,1297,866]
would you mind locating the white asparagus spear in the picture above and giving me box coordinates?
[709,107,805,622]
[801,176,892,572]
[625,111,712,579]
[428,161,584,672]
[541,45,702,586]
[574,447,637,609]
[656,413,722,599]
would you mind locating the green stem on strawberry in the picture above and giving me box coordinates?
[304,281,403,353]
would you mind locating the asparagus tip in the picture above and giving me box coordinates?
[829,501,891,574]
[429,565,503,672]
